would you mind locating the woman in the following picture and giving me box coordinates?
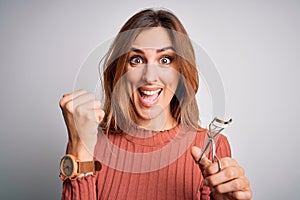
[59,8,252,199]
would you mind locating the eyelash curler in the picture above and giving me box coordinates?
[197,117,232,171]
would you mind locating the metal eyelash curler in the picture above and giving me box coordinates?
[197,117,232,171]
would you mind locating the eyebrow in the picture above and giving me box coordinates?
[130,46,175,54]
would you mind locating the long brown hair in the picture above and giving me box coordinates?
[100,8,200,133]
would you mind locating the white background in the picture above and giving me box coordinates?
[0,1,299,199]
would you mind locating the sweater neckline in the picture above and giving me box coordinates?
[122,125,180,147]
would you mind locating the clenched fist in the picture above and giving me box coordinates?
[59,89,105,161]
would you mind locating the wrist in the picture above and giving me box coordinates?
[66,141,94,161]
[60,154,101,178]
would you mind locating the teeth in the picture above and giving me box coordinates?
[140,89,161,95]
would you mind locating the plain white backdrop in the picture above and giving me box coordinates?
[0,1,299,199]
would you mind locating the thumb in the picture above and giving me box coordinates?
[191,146,211,170]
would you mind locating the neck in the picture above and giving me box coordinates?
[136,109,177,131]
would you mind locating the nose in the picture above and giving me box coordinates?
[142,63,158,83]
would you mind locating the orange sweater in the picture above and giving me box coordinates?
[61,125,231,200]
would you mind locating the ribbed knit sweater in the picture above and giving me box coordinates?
[61,125,231,200]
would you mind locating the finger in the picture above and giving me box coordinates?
[205,166,245,188]
[74,100,105,123]
[74,99,100,118]
[93,100,102,110]
[63,89,87,99]
[213,176,249,195]
[60,89,87,108]
[190,146,211,170]
[204,157,239,176]
[75,99,102,111]
[94,109,105,124]
[67,93,96,113]
[232,187,252,200]
[190,146,202,161]
[73,92,96,106]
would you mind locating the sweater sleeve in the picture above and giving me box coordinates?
[60,173,97,200]
[216,134,232,158]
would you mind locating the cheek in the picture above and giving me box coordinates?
[159,69,180,92]
[125,66,144,92]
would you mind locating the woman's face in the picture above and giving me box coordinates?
[125,27,180,129]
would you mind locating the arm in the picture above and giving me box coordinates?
[61,173,97,200]
[59,89,105,200]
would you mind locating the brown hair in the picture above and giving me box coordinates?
[100,8,200,133]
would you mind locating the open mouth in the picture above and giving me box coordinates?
[138,87,163,107]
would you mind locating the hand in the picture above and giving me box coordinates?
[59,89,105,161]
[191,146,252,200]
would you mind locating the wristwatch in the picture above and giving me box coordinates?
[60,154,102,178]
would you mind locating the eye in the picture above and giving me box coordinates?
[159,56,172,65]
[129,56,144,66]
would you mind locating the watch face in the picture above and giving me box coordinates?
[61,156,74,177]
